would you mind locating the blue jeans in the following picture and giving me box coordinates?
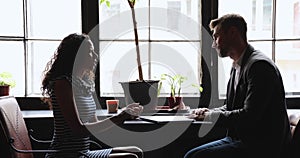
[184,137,248,158]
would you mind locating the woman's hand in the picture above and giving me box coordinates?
[118,103,143,120]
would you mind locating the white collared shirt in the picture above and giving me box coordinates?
[232,45,247,91]
[232,62,240,92]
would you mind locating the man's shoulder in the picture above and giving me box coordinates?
[242,45,270,65]
[249,48,269,60]
[247,48,273,65]
[242,46,277,73]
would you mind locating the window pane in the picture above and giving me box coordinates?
[28,41,60,95]
[99,41,201,97]
[99,0,202,97]
[99,0,149,40]
[276,0,300,39]
[219,0,273,40]
[99,42,149,96]
[150,0,201,40]
[0,0,23,36]
[28,0,81,39]
[0,41,25,96]
[249,41,272,59]
[150,42,200,96]
[275,41,300,96]
[218,57,231,99]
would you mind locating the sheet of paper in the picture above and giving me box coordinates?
[139,115,194,123]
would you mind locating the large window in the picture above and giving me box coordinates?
[99,0,202,97]
[0,0,81,96]
[218,0,300,98]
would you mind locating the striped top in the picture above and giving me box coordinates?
[45,75,109,158]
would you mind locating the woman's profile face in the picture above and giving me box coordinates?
[84,40,98,71]
[72,36,98,76]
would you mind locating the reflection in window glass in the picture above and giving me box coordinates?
[251,0,257,31]
[219,0,273,40]
[28,41,60,96]
[151,0,200,23]
[151,0,201,40]
[276,41,300,95]
[263,0,272,31]
[28,0,81,39]
[0,0,23,36]
[276,0,300,39]
[0,42,25,96]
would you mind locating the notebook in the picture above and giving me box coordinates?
[138,115,194,123]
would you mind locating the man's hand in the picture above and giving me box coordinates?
[192,108,210,115]
[187,108,211,121]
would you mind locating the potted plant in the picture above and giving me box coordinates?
[159,74,187,109]
[100,0,160,111]
[0,72,16,96]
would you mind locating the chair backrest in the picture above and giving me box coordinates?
[0,96,33,158]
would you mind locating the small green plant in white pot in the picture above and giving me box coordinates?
[0,72,16,96]
[159,74,187,109]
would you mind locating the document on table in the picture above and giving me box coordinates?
[123,115,213,124]
[138,115,194,123]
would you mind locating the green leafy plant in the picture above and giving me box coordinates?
[191,83,204,95]
[0,72,16,88]
[159,74,187,97]
[100,0,111,7]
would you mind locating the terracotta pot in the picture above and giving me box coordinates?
[0,85,10,96]
[168,96,184,108]
[120,80,159,112]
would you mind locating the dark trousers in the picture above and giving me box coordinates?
[183,136,284,158]
[184,137,248,158]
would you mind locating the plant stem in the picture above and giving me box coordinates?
[128,0,143,81]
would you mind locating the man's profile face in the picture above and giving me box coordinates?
[212,25,230,58]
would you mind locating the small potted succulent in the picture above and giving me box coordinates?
[159,74,187,109]
[0,72,16,96]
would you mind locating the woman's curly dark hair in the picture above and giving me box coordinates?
[41,33,96,96]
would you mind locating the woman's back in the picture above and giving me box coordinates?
[46,76,98,158]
